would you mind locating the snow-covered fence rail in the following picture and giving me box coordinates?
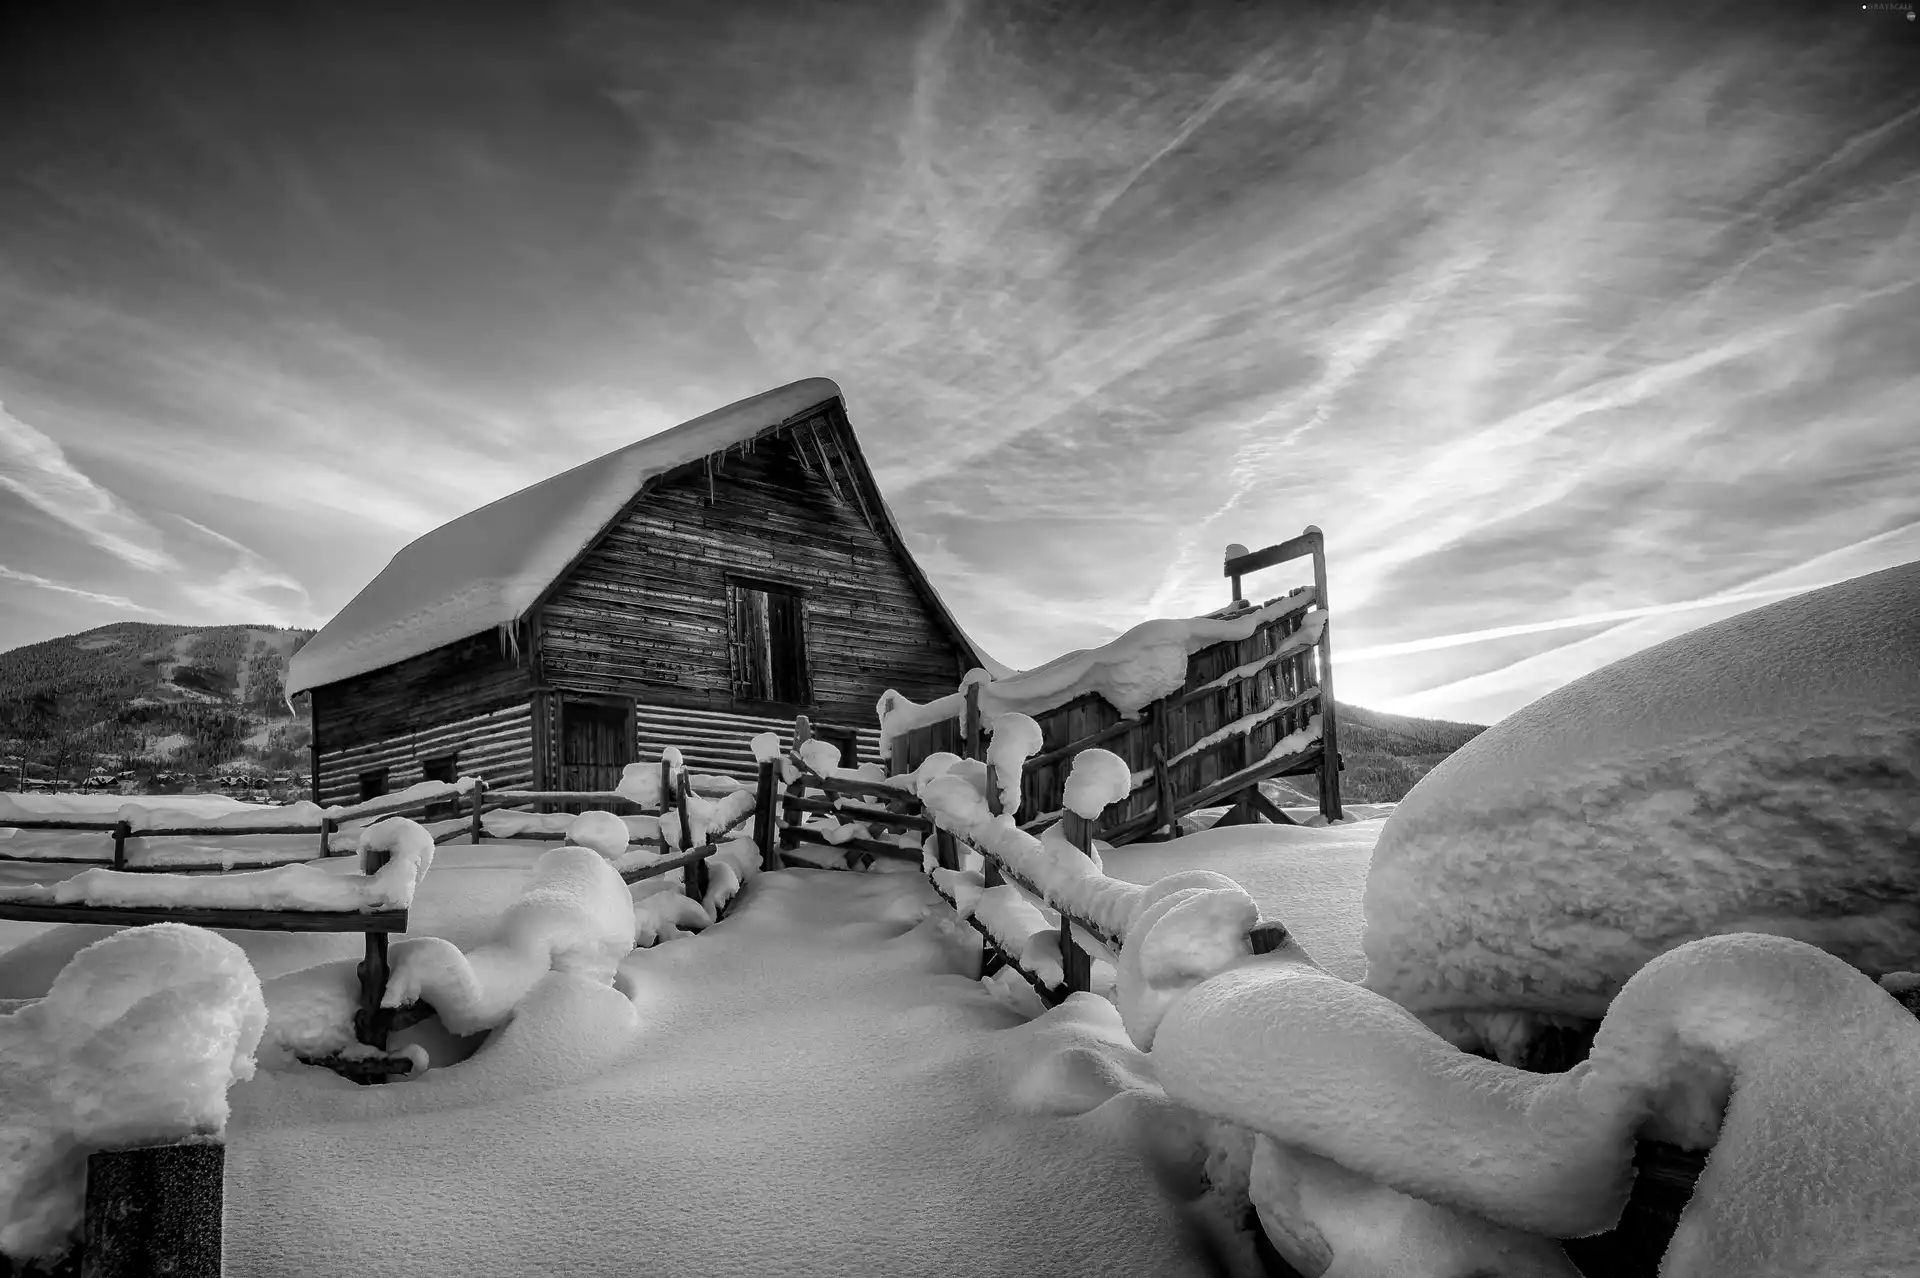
[0,779,485,873]
[911,744,1293,1008]
[881,526,1344,844]
[0,823,432,1085]
[766,719,930,872]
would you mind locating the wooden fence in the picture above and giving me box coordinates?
[0,765,750,1091]
[889,527,1344,845]
[0,783,486,873]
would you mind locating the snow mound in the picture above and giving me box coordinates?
[984,713,1043,814]
[383,847,635,1034]
[1064,748,1134,820]
[1,925,266,1261]
[1151,932,1920,1273]
[1363,560,1920,1042]
[564,810,630,859]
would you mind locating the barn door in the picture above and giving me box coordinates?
[559,698,633,793]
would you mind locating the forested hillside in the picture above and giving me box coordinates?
[1258,700,1487,805]
[0,623,316,784]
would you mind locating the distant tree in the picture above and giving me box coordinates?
[22,691,88,787]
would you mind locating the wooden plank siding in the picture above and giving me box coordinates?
[532,411,968,733]
[309,628,531,802]
[634,704,879,786]
[315,703,533,807]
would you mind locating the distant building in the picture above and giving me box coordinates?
[287,379,995,805]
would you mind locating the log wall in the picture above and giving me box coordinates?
[314,703,534,807]
[533,408,969,728]
[309,629,530,775]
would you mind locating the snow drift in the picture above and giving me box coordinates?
[1146,931,1920,1276]
[1363,559,1920,1050]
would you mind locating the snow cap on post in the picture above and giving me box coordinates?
[1064,748,1133,821]
[984,713,1043,817]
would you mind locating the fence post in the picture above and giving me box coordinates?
[111,820,129,872]
[353,839,394,1084]
[684,848,710,905]
[82,1140,224,1278]
[1152,745,1179,840]
[964,683,981,759]
[470,778,486,845]
[780,779,802,853]
[754,761,780,872]
[319,815,334,858]
[1056,809,1097,996]
[980,762,1004,890]
[1307,525,1344,823]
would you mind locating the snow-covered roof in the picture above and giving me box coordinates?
[287,378,990,696]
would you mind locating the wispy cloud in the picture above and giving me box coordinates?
[0,401,173,571]
[0,563,164,615]
[170,514,318,626]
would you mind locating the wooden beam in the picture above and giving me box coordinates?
[622,842,723,885]
[1243,786,1297,825]
[781,793,932,832]
[0,901,410,931]
[1224,530,1320,584]
[781,825,920,862]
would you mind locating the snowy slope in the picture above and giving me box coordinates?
[1363,559,1920,1043]
[215,869,1262,1278]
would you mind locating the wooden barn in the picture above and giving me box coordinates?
[285,379,995,806]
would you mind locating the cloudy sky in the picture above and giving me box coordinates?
[2,0,1916,724]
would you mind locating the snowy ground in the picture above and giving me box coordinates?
[0,838,1303,1277]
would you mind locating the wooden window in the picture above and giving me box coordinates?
[728,579,809,706]
[358,767,390,802]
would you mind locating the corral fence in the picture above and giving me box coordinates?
[0,763,756,1087]
[888,528,1345,844]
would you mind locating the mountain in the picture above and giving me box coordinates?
[1259,700,1488,806]
[0,622,316,786]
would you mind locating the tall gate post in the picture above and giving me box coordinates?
[1306,526,1344,823]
